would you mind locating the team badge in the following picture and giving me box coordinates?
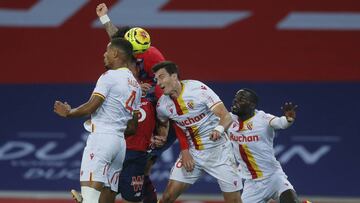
[187,100,194,109]
[247,122,253,130]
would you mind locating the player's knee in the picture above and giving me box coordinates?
[99,187,116,203]
[279,189,300,203]
[81,186,101,203]
[161,191,176,203]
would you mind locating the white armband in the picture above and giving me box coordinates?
[99,14,110,24]
[214,125,225,134]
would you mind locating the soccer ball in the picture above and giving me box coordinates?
[125,27,151,54]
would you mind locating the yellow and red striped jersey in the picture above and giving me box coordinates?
[156,80,226,150]
[228,111,284,180]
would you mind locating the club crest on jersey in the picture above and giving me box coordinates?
[187,100,194,109]
[247,122,253,130]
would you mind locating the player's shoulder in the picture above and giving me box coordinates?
[183,80,207,90]
[255,110,267,118]
[156,95,173,115]
[157,94,171,106]
[255,109,275,122]
[229,112,238,121]
[255,109,266,116]
[106,67,130,75]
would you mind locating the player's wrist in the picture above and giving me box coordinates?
[286,116,295,122]
[214,125,225,134]
[99,14,110,24]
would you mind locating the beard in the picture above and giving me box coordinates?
[231,104,251,117]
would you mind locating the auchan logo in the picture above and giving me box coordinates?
[177,113,205,126]
[229,133,259,143]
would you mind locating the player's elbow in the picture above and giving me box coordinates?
[125,113,139,136]
[223,112,232,128]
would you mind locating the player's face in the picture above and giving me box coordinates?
[155,68,177,95]
[231,90,254,116]
[103,43,113,70]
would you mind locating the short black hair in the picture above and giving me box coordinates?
[152,61,180,78]
[237,88,259,105]
[112,26,131,39]
[110,37,134,62]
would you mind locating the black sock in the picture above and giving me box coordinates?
[143,175,157,203]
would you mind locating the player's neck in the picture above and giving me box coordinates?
[238,111,255,122]
[170,81,182,99]
[111,62,127,70]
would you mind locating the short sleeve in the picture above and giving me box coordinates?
[198,83,222,109]
[156,98,170,122]
[133,89,142,111]
[93,72,112,99]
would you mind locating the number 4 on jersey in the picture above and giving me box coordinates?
[125,90,136,112]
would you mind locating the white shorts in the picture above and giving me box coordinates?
[80,132,126,192]
[241,170,295,203]
[169,141,242,192]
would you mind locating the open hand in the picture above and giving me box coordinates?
[54,101,71,117]
[140,82,152,96]
[281,102,298,122]
[180,150,195,172]
[151,135,166,148]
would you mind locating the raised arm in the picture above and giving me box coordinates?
[54,94,104,118]
[96,3,119,38]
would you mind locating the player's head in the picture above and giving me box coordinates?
[104,37,134,70]
[152,61,180,95]
[231,88,258,116]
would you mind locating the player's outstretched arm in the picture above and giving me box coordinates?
[210,102,232,141]
[53,94,103,118]
[269,102,298,129]
[96,3,119,38]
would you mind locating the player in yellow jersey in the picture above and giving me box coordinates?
[228,88,300,203]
